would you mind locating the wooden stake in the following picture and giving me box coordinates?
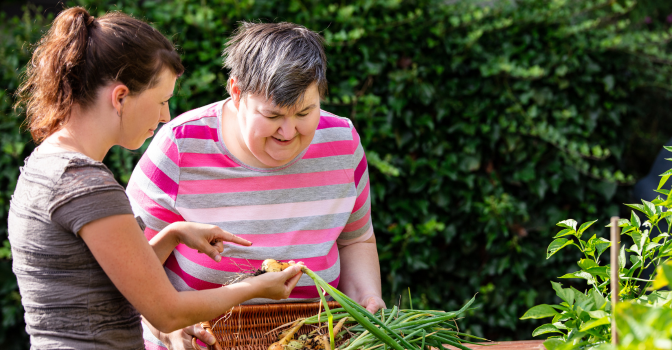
[610,216,620,346]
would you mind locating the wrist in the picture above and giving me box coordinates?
[163,222,183,246]
[228,279,263,300]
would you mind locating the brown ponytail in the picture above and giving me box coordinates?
[15,7,185,143]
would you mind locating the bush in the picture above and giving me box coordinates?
[2,0,672,347]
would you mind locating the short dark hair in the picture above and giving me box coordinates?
[223,22,327,108]
[15,7,185,143]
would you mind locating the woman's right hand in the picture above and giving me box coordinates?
[154,263,305,349]
[247,262,304,300]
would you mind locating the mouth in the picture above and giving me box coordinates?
[271,135,296,144]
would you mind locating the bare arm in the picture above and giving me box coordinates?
[338,233,386,313]
[80,214,303,333]
[148,221,245,264]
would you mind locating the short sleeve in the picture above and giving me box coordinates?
[52,189,134,236]
[337,122,374,246]
[48,161,133,236]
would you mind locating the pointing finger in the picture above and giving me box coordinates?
[217,230,252,246]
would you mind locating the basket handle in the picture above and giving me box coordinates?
[195,321,222,350]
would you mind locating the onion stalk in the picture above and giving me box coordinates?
[259,259,482,350]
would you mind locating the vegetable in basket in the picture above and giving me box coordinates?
[259,259,485,350]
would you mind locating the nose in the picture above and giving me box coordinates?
[277,116,297,139]
[159,103,171,124]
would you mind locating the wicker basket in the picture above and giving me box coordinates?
[207,301,342,350]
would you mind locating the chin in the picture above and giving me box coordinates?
[121,140,145,151]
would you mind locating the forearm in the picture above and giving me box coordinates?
[146,281,261,332]
[148,223,180,264]
[338,235,382,301]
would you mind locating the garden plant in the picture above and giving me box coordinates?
[522,148,672,349]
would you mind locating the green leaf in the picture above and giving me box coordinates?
[532,324,562,337]
[591,289,607,310]
[659,174,671,191]
[626,204,646,216]
[551,281,575,306]
[630,211,641,228]
[644,242,661,253]
[553,321,569,330]
[547,238,574,259]
[543,339,564,350]
[619,244,626,270]
[656,189,670,196]
[605,218,630,227]
[560,271,596,285]
[577,220,598,236]
[578,259,598,270]
[641,200,656,217]
[579,316,610,332]
[586,234,600,256]
[521,304,559,319]
[652,263,672,290]
[557,219,577,230]
[664,146,672,153]
[622,225,637,235]
[584,266,610,278]
[595,238,611,259]
[653,233,670,243]
[587,310,608,319]
[660,168,672,176]
[631,230,645,253]
[553,228,575,238]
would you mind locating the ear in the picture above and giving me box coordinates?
[111,84,130,116]
[230,77,241,109]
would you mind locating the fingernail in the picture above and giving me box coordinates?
[215,255,221,262]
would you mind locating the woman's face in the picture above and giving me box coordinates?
[118,69,177,149]
[235,84,321,167]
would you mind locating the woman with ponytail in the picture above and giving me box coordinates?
[10,7,303,349]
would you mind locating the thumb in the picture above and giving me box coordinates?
[282,264,303,278]
[203,245,222,262]
[365,298,377,314]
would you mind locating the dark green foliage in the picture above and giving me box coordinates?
[2,0,672,348]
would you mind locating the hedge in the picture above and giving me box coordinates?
[1,0,672,348]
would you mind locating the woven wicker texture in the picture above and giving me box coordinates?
[209,301,341,350]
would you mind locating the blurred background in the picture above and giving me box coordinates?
[1,0,672,348]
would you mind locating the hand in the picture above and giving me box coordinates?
[245,262,304,300]
[359,294,386,314]
[166,222,251,262]
[159,323,221,350]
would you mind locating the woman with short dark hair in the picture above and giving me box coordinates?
[128,21,385,350]
[9,8,303,349]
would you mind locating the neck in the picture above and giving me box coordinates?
[40,105,116,162]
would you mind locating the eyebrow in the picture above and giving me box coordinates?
[263,104,317,116]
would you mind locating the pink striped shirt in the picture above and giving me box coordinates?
[127,99,373,348]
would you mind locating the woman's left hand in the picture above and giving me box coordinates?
[360,294,387,314]
[166,222,251,262]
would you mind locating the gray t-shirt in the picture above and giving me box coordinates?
[8,152,143,350]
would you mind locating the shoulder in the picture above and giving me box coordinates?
[315,110,359,143]
[49,154,125,213]
[317,109,355,131]
[161,100,223,141]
